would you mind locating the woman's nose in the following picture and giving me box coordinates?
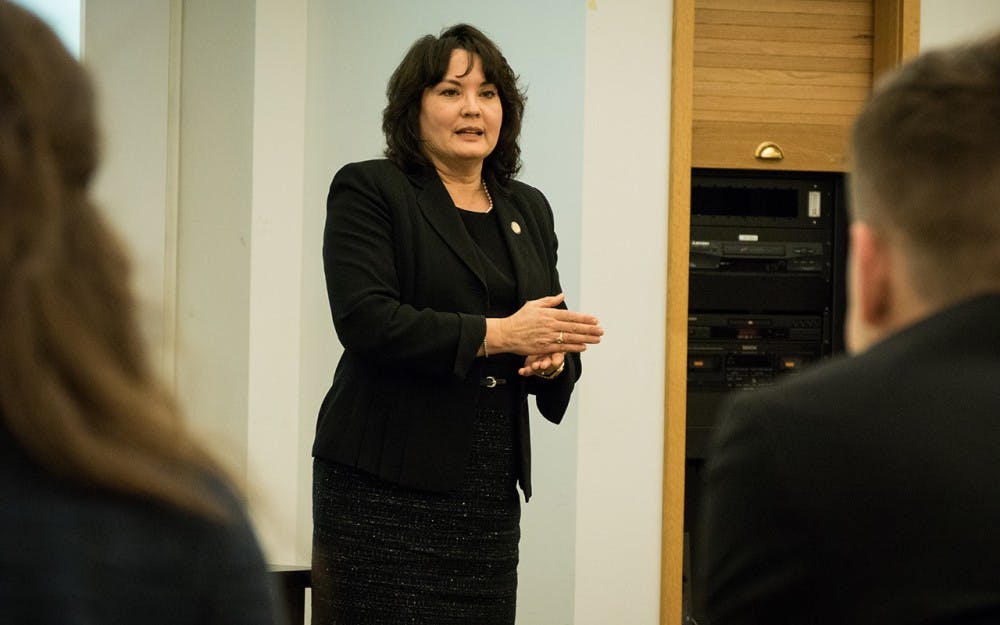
[461,93,481,116]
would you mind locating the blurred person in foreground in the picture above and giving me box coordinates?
[698,30,1000,625]
[311,23,602,624]
[0,3,283,623]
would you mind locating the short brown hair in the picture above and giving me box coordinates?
[382,24,526,185]
[850,30,1000,304]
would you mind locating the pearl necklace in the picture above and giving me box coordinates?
[482,179,493,213]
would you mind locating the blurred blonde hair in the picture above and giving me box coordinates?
[0,1,229,519]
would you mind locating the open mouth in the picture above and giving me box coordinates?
[456,127,484,136]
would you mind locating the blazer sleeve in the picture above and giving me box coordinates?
[522,186,582,424]
[323,162,483,379]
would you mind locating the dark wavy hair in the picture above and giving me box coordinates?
[382,24,526,185]
[0,1,229,519]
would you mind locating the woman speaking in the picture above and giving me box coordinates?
[311,23,602,625]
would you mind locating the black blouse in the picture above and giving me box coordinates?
[458,208,522,372]
[457,208,518,319]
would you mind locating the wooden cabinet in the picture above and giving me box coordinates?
[661,1,919,623]
[692,0,875,172]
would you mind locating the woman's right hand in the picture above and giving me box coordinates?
[485,293,603,356]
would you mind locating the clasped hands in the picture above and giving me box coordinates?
[482,293,603,379]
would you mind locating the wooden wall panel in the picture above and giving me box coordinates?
[692,0,875,171]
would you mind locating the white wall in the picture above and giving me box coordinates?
[83,0,175,373]
[576,1,669,623]
[921,0,1000,50]
[247,0,309,567]
[173,0,256,485]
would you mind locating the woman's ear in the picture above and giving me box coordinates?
[846,222,892,352]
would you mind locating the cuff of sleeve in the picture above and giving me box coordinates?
[453,313,487,378]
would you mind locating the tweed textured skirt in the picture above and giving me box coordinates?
[312,405,521,625]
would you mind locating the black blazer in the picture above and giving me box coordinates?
[312,159,580,500]
[697,294,1000,624]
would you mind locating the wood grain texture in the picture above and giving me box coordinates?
[695,51,872,73]
[691,0,874,171]
[698,0,871,16]
[696,67,872,87]
[692,120,851,171]
[696,7,871,30]
[661,0,694,623]
[694,37,872,59]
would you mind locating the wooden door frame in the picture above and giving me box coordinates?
[659,2,920,623]
[660,0,694,622]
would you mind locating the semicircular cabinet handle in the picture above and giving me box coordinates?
[754,141,784,161]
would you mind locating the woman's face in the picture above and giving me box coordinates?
[419,49,502,174]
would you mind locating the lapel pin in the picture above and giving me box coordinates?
[510,221,522,235]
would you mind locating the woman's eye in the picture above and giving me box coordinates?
[440,88,460,97]
[481,89,498,99]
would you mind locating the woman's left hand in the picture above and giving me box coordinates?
[519,352,565,378]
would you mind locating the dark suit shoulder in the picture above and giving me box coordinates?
[504,177,543,196]
[748,294,1000,418]
[332,158,409,187]
[702,295,1000,624]
[326,159,421,224]
[715,294,1000,496]
[498,178,556,233]
[503,178,549,207]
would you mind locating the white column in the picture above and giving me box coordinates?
[576,0,671,622]
[83,0,175,374]
[246,0,310,565]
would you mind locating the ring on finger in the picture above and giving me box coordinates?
[556,331,564,344]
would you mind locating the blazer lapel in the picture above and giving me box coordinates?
[492,189,546,302]
[412,172,487,288]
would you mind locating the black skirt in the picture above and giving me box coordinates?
[312,403,521,625]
